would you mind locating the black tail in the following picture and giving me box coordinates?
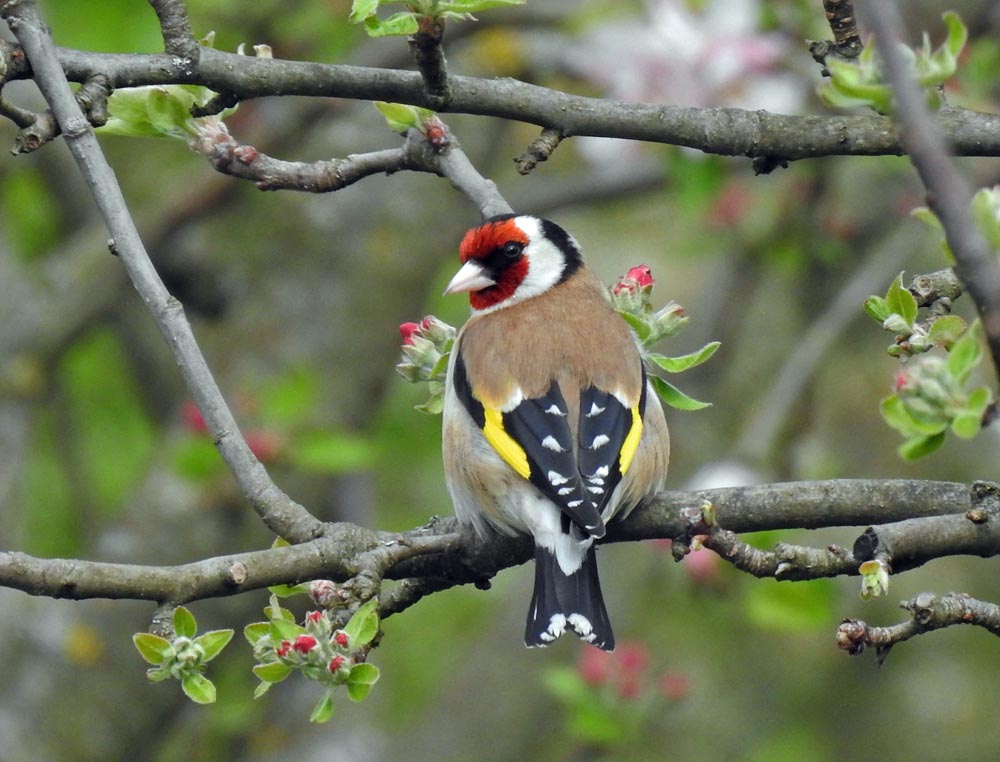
[525,544,615,651]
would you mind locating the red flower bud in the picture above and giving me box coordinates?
[624,265,654,289]
[276,640,292,658]
[293,634,318,654]
[306,611,323,624]
[329,655,347,672]
[399,322,420,346]
[334,631,349,648]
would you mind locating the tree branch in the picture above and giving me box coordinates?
[0,480,986,621]
[0,0,323,545]
[837,592,1000,659]
[860,3,1000,382]
[5,44,1000,166]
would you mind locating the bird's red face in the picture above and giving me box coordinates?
[450,217,530,311]
[445,215,581,313]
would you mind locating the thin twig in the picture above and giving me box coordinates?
[837,592,1000,659]
[1,0,323,544]
[514,127,564,175]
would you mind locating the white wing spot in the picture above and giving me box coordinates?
[544,404,565,416]
[587,486,604,495]
[585,402,606,417]
[587,475,605,486]
[558,487,574,496]
[594,466,610,478]
[541,435,563,452]
[567,500,583,508]
[590,434,610,449]
[547,470,568,486]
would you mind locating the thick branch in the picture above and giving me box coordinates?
[5,45,1000,164]
[0,480,984,620]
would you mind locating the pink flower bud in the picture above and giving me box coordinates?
[276,640,292,658]
[309,580,344,608]
[329,655,347,672]
[893,370,910,392]
[306,611,323,624]
[333,631,349,648]
[399,322,420,346]
[293,634,317,654]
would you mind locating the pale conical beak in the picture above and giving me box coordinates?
[443,260,496,295]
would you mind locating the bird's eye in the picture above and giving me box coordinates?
[502,242,523,258]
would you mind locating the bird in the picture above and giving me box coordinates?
[441,213,670,650]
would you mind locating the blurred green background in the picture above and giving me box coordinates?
[2,0,1000,760]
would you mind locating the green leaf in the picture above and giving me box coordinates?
[439,0,525,12]
[348,0,380,23]
[898,431,946,460]
[146,87,197,138]
[374,101,436,133]
[951,412,982,439]
[173,606,197,639]
[181,673,217,705]
[648,375,712,411]
[880,394,947,437]
[968,385,992,415]
[99,87,164,137]
[886,273,918,328]
[863,295,891,324]
[947,322,983,383]
[133,633,172,665]
[244,622,271,646]
[927,315,967,349]
[269,618,302,644]
[310,691,336,723]
[364,11,420,37]
[619,311,652,342]
[253,661,293,684]
[347,663,380,702]
[253,681,273,700]
[194,629,234,662]
[343,598,379,648]
[646,342,720,374]
[268,582,311,599]
[911,206,954,261]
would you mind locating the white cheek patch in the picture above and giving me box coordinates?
[505,216,567,303]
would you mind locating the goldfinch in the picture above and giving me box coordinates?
[442,214,670,650]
